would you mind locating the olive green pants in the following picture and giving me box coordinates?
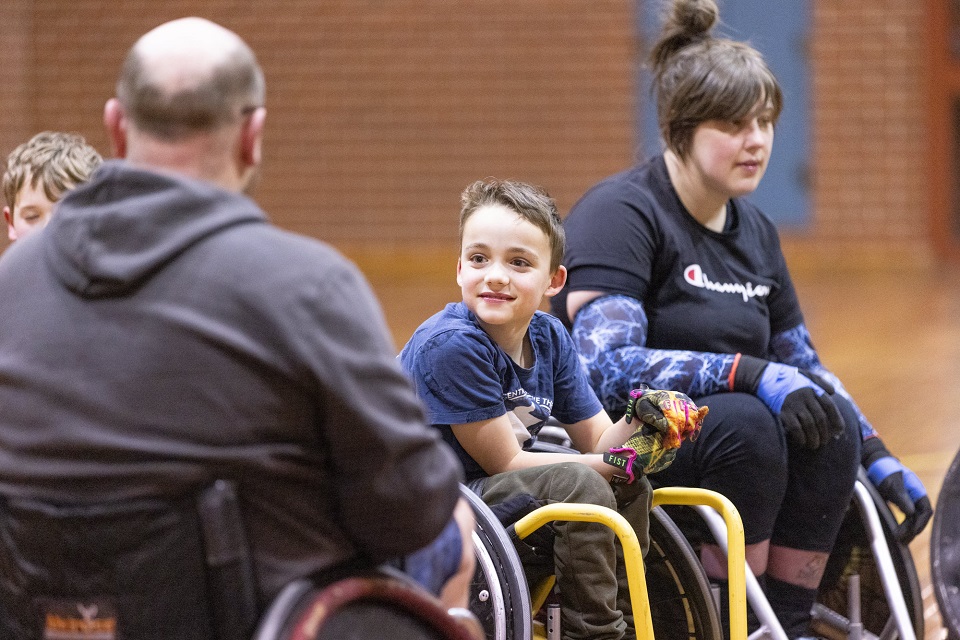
[480,462,651,640]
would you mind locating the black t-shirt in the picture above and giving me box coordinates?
[553,155,804,359]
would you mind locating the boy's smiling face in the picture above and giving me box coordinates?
[4,177,62,241]
[457,203,566,340]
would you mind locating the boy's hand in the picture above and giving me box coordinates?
[624,386,705,447]
[604,386,707,483]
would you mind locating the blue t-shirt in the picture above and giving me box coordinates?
[399,302,603,481]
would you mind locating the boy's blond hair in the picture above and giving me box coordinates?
[459,178,565,272]
[3,132,103,208]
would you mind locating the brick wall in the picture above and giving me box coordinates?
[0,0,636,257]
[805,0,929,264]
[0,1,935,267]
[0,0,32,192]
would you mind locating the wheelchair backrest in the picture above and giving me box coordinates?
[0,480,257,640]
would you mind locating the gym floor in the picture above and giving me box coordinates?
[365,252,960,640]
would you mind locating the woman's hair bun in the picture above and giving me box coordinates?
[650,0,719,72]
[666,0,718,40]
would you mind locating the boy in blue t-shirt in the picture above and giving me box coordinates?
[400,178,704,640]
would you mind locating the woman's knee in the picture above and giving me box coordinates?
[689,393,787,480]
[772,395,862,551]
[669,393,787,544]
[827,394,863,466]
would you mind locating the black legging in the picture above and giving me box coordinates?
[648,391,861,551]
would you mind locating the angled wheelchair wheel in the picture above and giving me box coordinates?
[815,470,924,640]
[932,446,960,640]
[253,567,480,640]
[647,506,724,640]
[460,486,533,640]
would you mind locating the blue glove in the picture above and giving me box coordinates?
[743,358,845,450]
[863,437,932,544]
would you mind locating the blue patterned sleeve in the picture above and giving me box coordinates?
[571,294,736,414]
[769,323,877,440]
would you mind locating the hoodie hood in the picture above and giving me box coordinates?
[46,161,267,298]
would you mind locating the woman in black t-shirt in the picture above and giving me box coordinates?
[552,1,932,637]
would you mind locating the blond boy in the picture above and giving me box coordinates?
[3,131,102,241]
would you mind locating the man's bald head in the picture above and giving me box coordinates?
[116,17,265,141]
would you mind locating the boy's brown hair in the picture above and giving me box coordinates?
[3,132,103,208]
[459,178,565,272]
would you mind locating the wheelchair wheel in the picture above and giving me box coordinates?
[460,486,533,640]
[253,568,479,640]
[816,470,924,640]
[932,446,960,640]
[646,506,724,640]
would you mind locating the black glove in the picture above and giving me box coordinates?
[733,355,845,450]
[862,437,933,544]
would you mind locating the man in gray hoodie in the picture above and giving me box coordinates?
[0,17,473,638]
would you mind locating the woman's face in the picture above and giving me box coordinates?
[685,104,775,200]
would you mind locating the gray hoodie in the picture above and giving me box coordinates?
[0,160,462,599]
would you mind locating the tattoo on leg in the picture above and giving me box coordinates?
[797,555,827,584]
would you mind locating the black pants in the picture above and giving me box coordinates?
[649,392,860,552]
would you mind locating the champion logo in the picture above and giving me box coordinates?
[683,264,771,302]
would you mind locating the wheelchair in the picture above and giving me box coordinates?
[466,428,924,640]
[0,479,481,640]
[462,480,746,640]
[810,469,923,640]
[932,445,960,640]
[667,468,923,640]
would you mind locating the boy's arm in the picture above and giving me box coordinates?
[563,409,634,455]
[452,413,619,481]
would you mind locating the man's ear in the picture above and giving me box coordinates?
[456,258,463,287]
[103,98,127,158]
[544,265,567,298]
[4,206,17,242]
[240,107,266,167]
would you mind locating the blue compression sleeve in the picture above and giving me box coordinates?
[571,294,736,414]
[769,323,877,440]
